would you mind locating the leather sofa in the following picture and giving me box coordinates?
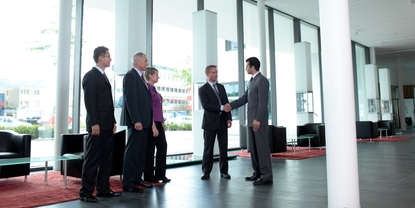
[356,121,378,138]
[0,130,31,178]
[60,130,126,178]
[296,123,325,147]
[377,120,396,136]
[267,125,287,153]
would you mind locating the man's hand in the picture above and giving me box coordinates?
[252,119,261,132]
[134,122,143,131]
[227,120,232,128]
[92,124,100,136]
[113,124,117,134]
[223,103,232,112]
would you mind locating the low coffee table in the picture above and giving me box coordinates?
[289,135,313,154]
[0,156,78,188]
[378,127,389,139]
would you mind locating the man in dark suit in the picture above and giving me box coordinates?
[227,57,273,185]
[198,65,232,180]
[79,46,121,203]
[120,52,153,192]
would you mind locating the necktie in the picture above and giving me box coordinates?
[103,72,109,84]
[141,75,149,90]
[213,83,222,105]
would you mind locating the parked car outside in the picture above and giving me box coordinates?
[0,116,32,127]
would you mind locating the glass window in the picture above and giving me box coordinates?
[153,0,196,154]
[205,0,240,148]
[274,12,296,137]
[355,44,368,120]
[301,23,322,123]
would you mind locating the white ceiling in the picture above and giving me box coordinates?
[265,0,415,70]
[86,0,415,70]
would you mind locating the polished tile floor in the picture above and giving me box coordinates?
[39,129,415,208]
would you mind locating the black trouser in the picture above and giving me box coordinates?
[122,126,148,188]
[202,114,229,175]
[144,121,168,181]
[80,130,114,196]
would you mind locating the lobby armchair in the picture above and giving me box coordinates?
[377,120,396,136]
[60,130,126,178]
[296,123,325,147]
[356,121,378,139]
[0,130,31,178]
[267,125,287,153]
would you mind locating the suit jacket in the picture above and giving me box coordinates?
[230,72,269,127]
[82,67,116,132]
[120,68,152,128]
[199,82,232,130]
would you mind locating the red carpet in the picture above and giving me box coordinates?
[0,172,162,208]
[357,136,413,143]
[229,147,326,160]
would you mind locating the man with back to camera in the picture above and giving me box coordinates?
[225,57,273,185]
[198,65,232,180]
[80,46,121,203]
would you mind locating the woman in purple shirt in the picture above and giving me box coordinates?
[143,66,170,183]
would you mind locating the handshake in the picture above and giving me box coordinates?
[223,103,232,113]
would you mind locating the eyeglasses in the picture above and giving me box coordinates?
[102,55,111,59]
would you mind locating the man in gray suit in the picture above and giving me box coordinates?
[226,57,273,185]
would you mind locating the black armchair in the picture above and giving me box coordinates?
[296,123,325,147]
[377,120,396,136]
[356,121,378,138]
[267,125,287,153]
[0,130,31,178]
[60,130,126,178]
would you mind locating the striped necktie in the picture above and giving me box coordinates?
[212,83,222,105]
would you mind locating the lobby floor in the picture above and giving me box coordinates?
[39,129,415,208]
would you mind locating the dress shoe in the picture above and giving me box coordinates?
[135,181,153,188]
[123,186,144,193]
[245,175,260,181]
[220,173,231,179]
[79,195,97,203]
[161,178,171,183]
[201,174,210,180]
[253,178,273,185]
[96,190,122,197]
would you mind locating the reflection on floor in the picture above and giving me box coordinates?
[39,128,415,208]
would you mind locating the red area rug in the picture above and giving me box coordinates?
[229,147,326,160]
[0,172,163,208]
[357,136,413,143]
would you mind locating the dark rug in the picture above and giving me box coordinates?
[229,147,326,160]
[0,172,163,208]
[356,136,413,143]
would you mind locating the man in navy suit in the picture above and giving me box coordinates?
[198,65,232,180]
[79,46,121,203]
[227,57,273,185]
[120,52,153,192]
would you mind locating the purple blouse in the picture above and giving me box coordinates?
[148,83,164,122]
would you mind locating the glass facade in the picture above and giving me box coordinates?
[0,0,373,167]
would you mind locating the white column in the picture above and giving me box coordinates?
[54,0,73,170]
[319,0,360,207]
[379,68,392,120]
[294,42,313,124]
[114,0,148,131]
[192,10,218,157]
[396,59,406,131]
[365,64,380,122]
[257,0,267,77]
